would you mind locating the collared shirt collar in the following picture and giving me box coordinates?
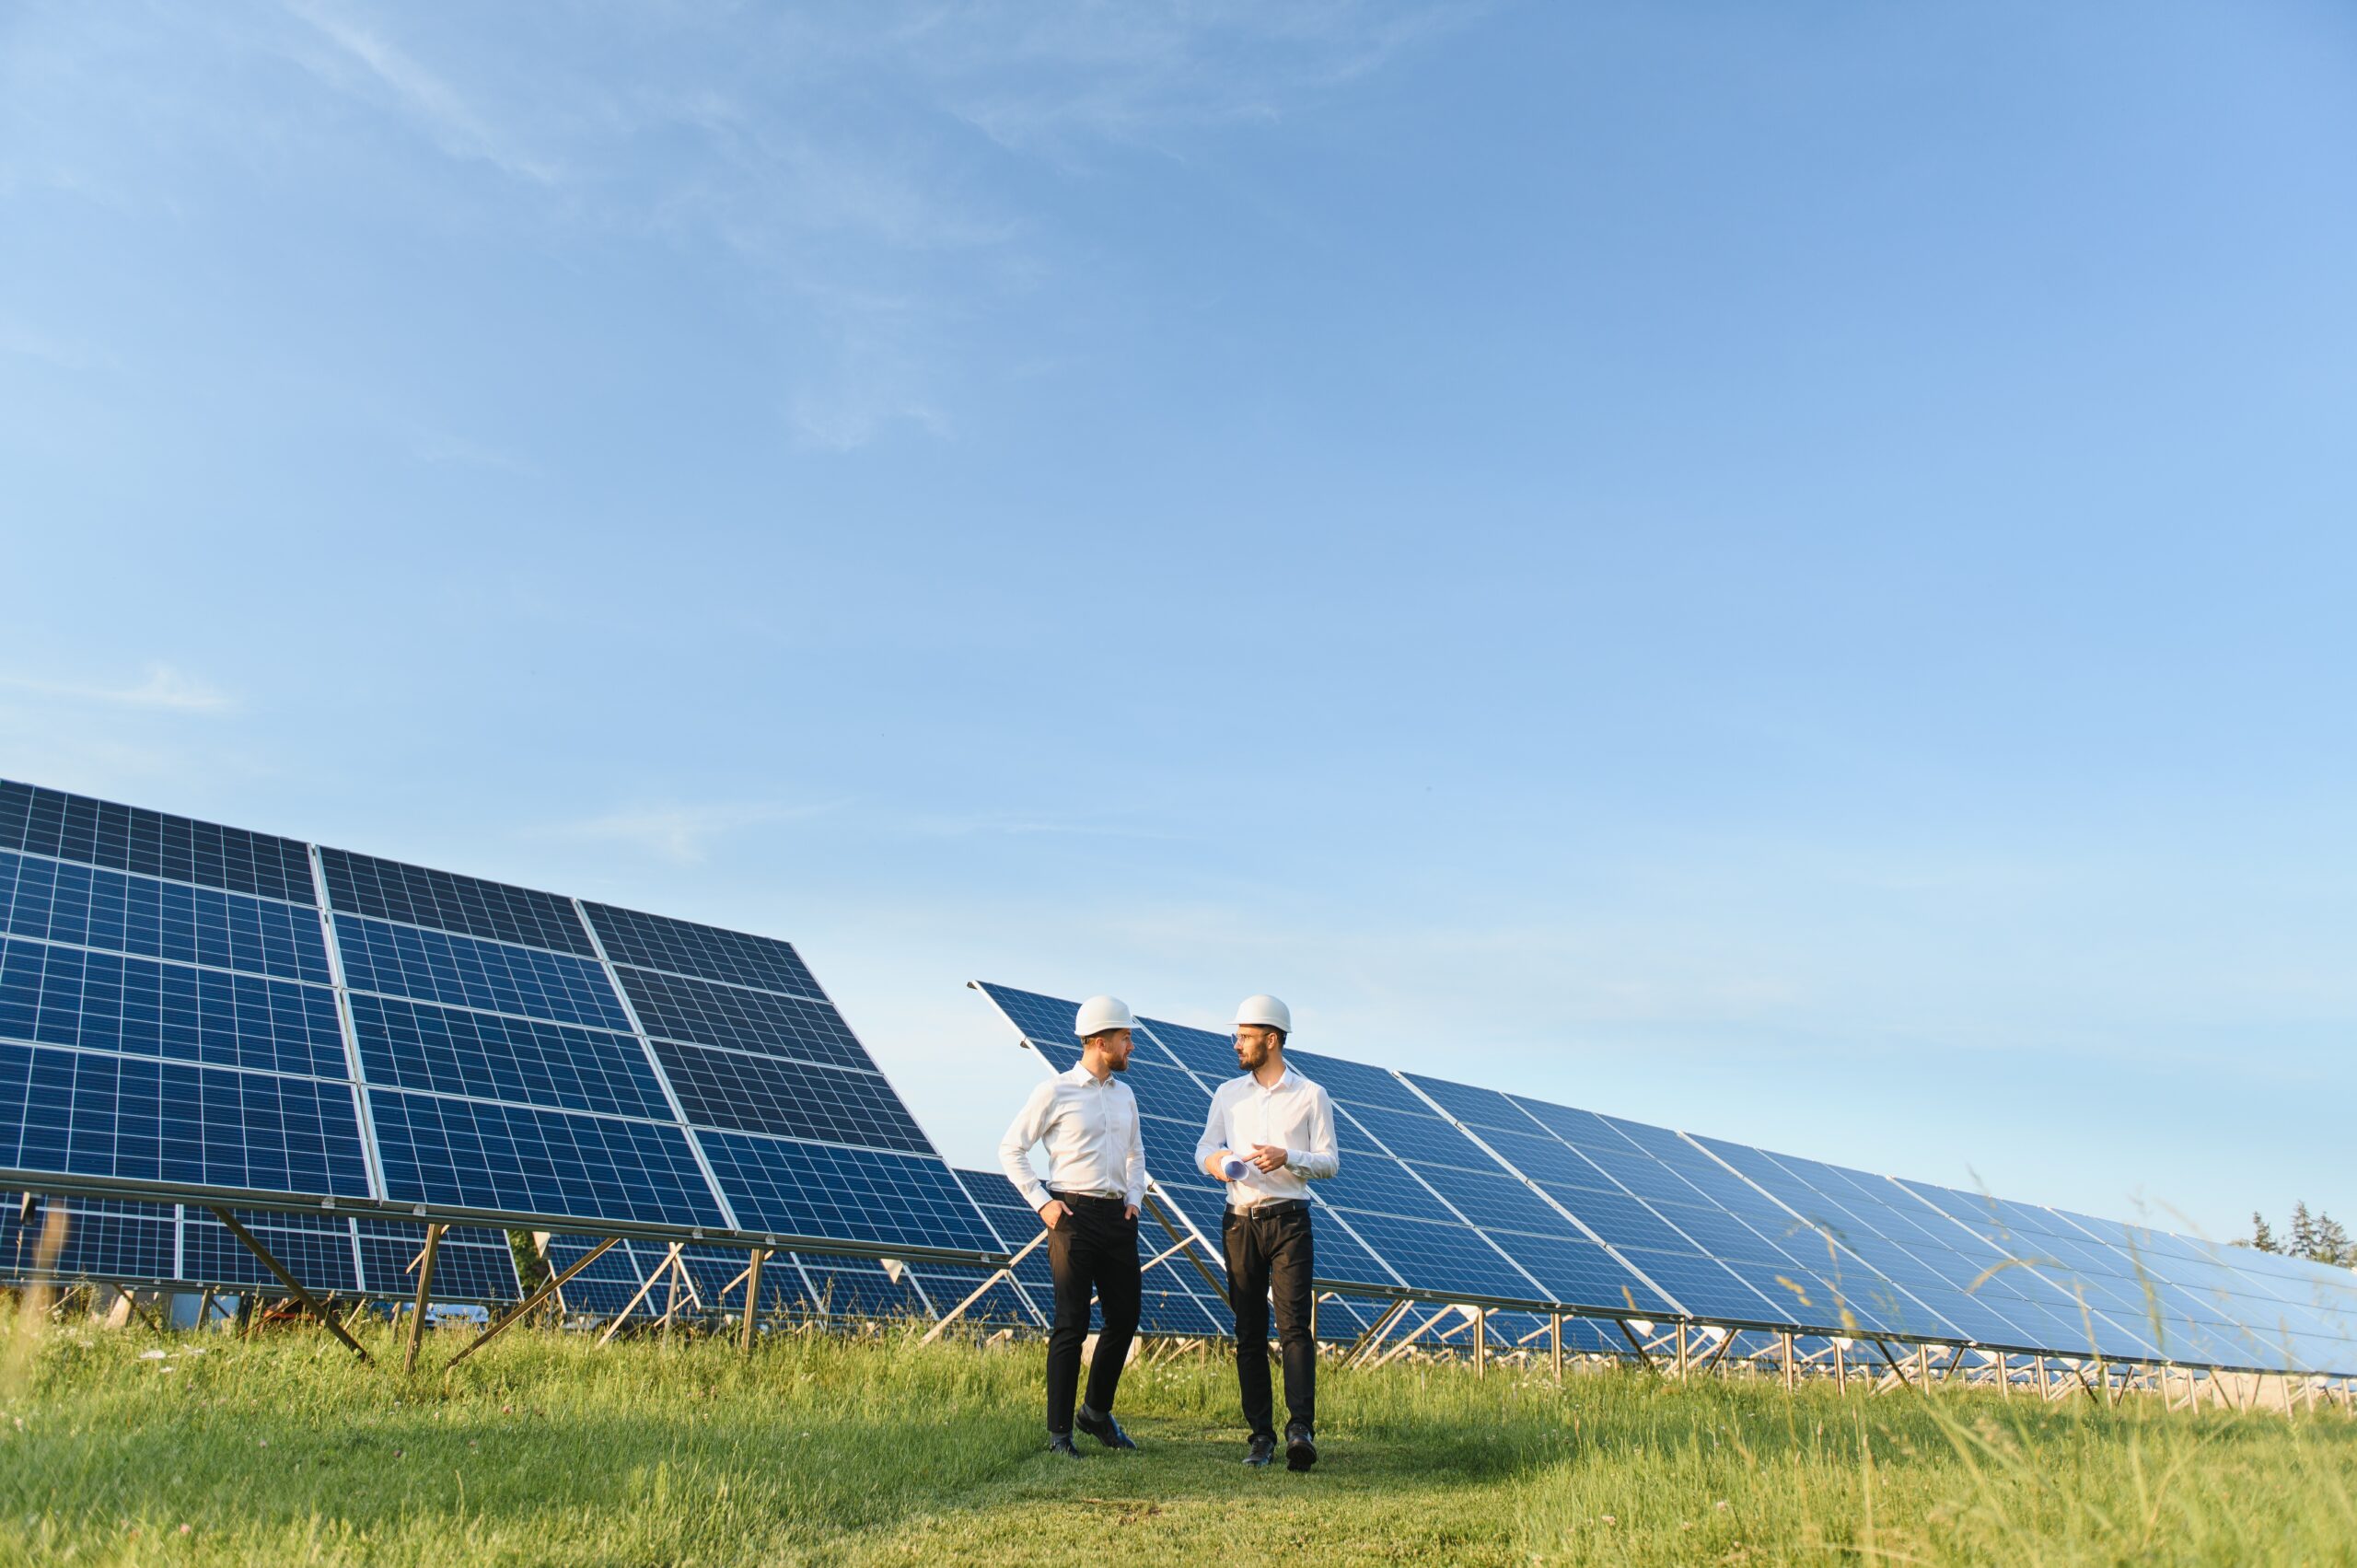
[1063,1062,1114,1087]
[1249,1064,1300,1093]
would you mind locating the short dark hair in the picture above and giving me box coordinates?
[1241,1024,1286,1048]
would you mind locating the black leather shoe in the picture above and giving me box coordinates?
[1074,1406,1136,1450]
[1047,1433,1083,1458]
[1244,1434,1276,1467]
[1285,1423,1318,1471]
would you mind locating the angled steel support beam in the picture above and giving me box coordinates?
[598,1243,681,1345]
[1615,1318,1659,1373]
[1375,1305,1460,1367]
[1143,1191,1228,1299]
[444,1237,621,1373]
[205,1207,371,1364]
[923,1229,1049,1344]
[1345,1298,1412,1365]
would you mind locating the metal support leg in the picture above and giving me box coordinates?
[444,1237,621,1372]
[740,1249,765,1353]
[404,1224,445,1374]
[657,1247,684,1338]
[1782,1331,1796,1393]
[1834,1340,1847,1394]
[1551,1313,1562,1382]
[1676,1320,1689,1379]
[205,1208,371,1363]
[1474,1307,1487,1377]
[1615,1318,1659,1373]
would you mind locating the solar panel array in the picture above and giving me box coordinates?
[0,780,1001,1274]
[975,982,2357,1376]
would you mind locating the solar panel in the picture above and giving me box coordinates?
[1,781,312,902]
[580,902,823,999]
[319,847,592,957]
[971,978,2357,1376]
[0,779,1003,1277]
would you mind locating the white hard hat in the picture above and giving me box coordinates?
[1074,995,1137,1038]
[1232,994,1292,1033]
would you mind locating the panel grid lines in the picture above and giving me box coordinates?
[582,903,823,1000]
[1,781,315,903]
[319,847,593,958]
[2,850,331,983]
[2,934,349,1079]
[335,915,627,1032]
[617,966,877,1073]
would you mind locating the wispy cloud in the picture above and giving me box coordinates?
[544,801,836,865]
[280,0,563,184]
[910,2,1480,155]
[0,662,238,714]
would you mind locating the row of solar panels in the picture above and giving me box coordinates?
[975,982,2357,1377]
[0,779,1000,1264]
[4,780,2352,1379]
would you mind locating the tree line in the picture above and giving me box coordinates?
[2236,1202,2354,1266]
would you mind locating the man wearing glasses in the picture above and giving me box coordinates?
[1194,994,1339,1470]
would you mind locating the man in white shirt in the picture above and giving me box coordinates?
[999,994,1148,1458]
[1194,993,1339,1470]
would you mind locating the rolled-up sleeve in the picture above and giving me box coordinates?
[1286,1084,1340,1180]
[999,1079,1058,1212]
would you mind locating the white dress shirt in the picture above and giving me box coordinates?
[1194,1063,1340,1209]
[999,1063,1147,1213]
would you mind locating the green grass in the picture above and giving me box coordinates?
[1,1316,2351,1565]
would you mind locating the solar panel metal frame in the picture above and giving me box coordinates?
[0,781,1005,1272]
[0,1193,523,1304]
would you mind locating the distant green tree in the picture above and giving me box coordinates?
[2290,1202,2317,1260]
[2307,1211,2351,1267]
[2243,1211,2279,1253]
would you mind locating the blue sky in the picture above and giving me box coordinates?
[4,1,2352,1241]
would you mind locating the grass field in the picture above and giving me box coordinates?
[2,1315,2352,1566]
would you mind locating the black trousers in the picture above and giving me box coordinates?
[1043,1193,1141,1434]
[1223,1202,1316,1438]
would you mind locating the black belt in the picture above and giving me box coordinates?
[1051,1191,1128,1207]
[1227,1199,1310,1215]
